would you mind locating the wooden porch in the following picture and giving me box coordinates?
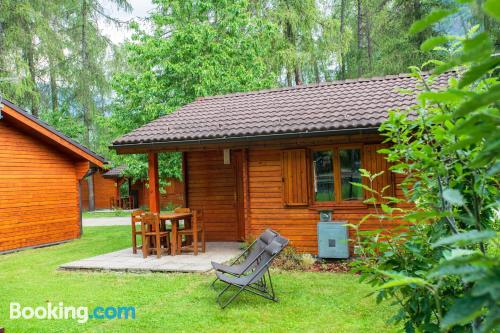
[147,149,249,242]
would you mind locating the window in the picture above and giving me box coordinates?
[312,151,334,202]
[311,146,363,204]
[339,149,362,201]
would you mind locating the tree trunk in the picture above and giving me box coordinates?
[87,175,95,211]
[48,55,58,113]
[80,0,91,146]
[286,68,293,86]
[285,17,301,86]
[294,65,302,85]
[314,59,320,83]
[26,34,39,117]
[412,0,425,47]
[339,0,347,79]
[357,0,363,77]
[365,6,373,72]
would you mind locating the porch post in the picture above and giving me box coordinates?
[182,152,188,207]
[148,152,160,213]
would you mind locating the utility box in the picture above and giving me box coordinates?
[317,222,349,258]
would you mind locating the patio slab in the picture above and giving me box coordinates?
[59,242,242,273]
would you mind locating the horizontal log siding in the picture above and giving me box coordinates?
[247,148,406,253]
[140,178,185,210]
[81,171,116,210]
[186,151,238,241]
[0,122,81,252]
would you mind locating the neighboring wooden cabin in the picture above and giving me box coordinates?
[0,99,105,253]
[81,169,117,210]
[81,165,184,211]
[111,74,450,252]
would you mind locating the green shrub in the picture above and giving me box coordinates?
[352,2,500,332]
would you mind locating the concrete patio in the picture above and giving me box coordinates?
[59,242,242,273]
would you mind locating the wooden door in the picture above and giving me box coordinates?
[186,150,243,241]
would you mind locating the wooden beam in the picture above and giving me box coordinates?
[242,148,251,240]
[148,152,160,213]
[113,133,384,155]
[182,152,189,207]
[2,104,104,167]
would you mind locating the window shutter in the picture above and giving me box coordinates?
[282,149,309,207]
[362,144,394,202]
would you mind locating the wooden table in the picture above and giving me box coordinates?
[159,212,192,255]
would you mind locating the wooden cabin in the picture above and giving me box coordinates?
[0,99,105,253]
[81,168,117,211]
[111,74,450,253]
[80,165,184,211]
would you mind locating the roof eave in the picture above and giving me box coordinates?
[111,127,380,153]
[1,99,107,166]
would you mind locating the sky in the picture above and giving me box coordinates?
[99,0,156,44]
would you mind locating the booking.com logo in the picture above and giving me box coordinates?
[10,302,136,324]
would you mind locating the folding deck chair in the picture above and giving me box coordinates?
[214,236,289,309]
[210,228,278,288]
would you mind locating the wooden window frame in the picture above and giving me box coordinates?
[309,144,367,209]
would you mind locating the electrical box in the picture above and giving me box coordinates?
[317,222,349,258]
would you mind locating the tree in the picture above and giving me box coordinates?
[353,1,500,331]
[110,0,278,182]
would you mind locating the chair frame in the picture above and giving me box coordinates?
[210,229,278,289]
[214,237,288,309]
[141,212,170,258]
[176,210,206,255]
[131,209,144,254]
[216,257,278,309]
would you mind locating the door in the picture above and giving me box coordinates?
[186,150,244,241]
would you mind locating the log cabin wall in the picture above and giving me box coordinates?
[245,135,406,253]
[0,121,81,252]
[135,178,184,210]
[81,176,184,211]
[81,171,116,210]
[180,134,406,251]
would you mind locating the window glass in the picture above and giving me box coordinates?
[339,149,362,200]
[312,151,334,201]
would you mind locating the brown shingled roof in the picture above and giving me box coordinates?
[112,73,451,148]
[102,165,126,179]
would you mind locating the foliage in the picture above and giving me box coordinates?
[351,1,500,332]
[110,0,279,181]
[0,0,130,156]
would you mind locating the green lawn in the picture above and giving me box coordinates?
[82,210,171,218]
[0,227,399,332]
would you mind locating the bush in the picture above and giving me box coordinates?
[353,2,500,332]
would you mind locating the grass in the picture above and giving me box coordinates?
[0,226,399,332]
[82,210,171,218]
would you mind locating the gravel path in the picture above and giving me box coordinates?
[82,217,130,227]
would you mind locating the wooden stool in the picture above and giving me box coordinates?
[177,210,205,255]
[131,209,144,254]
[141,212,170,258]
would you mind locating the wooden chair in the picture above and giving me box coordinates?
[131,209,144,254]
[176,210,205,255]
[141,212,170,258]
[174,207,190,230]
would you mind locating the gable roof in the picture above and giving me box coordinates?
[1,99,106,166]
[102,165,126,179]
[112,72,452,151]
